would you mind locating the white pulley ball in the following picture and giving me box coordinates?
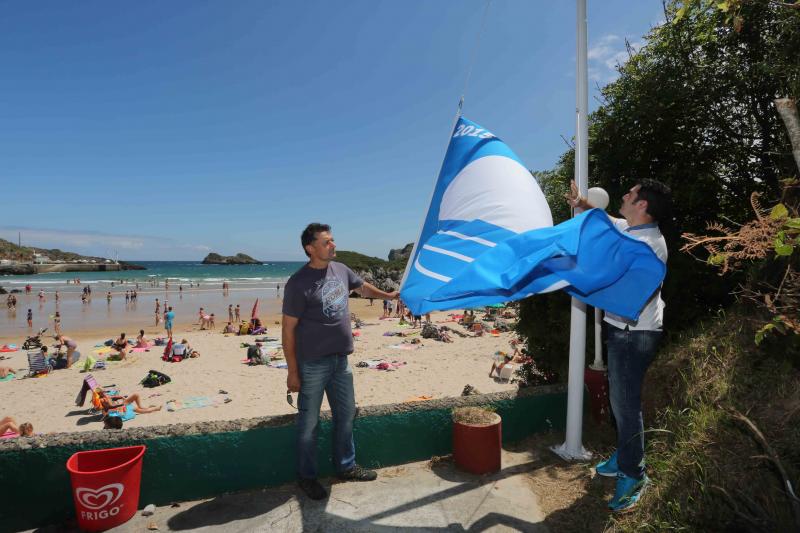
[587,187,610,210]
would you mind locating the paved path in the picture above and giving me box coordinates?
[109,448,548,532]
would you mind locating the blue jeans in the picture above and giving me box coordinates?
[607,325,661,480]
[296,354,356,479]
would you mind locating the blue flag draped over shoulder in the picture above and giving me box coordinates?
[400,117,666,320]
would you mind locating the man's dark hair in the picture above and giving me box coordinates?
[301,223,331,257]
[636,179,672,223]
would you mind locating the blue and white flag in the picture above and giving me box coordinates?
[400,117,666,320]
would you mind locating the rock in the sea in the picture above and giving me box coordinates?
[202,253,263,265]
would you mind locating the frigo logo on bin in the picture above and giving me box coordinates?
[75,483,126,520]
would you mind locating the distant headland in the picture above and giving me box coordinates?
[0,238,145,275]
[201,253,263,265]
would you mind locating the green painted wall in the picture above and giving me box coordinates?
[0,391,566,532]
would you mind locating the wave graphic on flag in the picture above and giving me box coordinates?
[400,117,666,320]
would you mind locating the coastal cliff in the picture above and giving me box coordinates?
[336,244,413,293]
[202,253,263,265]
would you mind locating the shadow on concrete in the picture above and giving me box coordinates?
[167,488,295,530]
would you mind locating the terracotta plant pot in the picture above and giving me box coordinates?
[452,411,502,475]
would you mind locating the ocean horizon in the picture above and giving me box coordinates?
[0,260,308,291]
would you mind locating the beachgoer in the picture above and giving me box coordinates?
[112,333,129,358]
[165,306,175,338]
[208,313,216,329]
[181,338,199,357]
[53,311,61,335]
[567,178,671,512]
[38,289,45,302]
[106,291,112,304]
[228,304,234,324]
[55,335,80,368]
[0,416,33,438]
[96,389,161,415]
[382,299,388,317]
[54,291,59,303]
[135,329,148,347]
[283,222,399,500]
[26,309,32,328]
[247,342,264,365]
[125,291,130,303]
[155,298,160,314]
[235,304,241,322]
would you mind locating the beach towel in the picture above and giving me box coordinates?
[166,394,230,411]
[107,403,136,422]
[0,344,18,353]
[92,347,114,356]
[1,430,19,439]
[387,344,422,351]
[0,374,15,382]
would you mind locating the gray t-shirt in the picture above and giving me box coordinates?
[282,261,363,361]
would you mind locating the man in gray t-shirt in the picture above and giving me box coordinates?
[282,261,363,361]
[282,223,398,501]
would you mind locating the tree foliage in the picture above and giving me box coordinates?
[518,1,800,361]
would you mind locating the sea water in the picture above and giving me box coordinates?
[0,261,306,339]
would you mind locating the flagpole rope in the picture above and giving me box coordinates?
[459,0,492,113]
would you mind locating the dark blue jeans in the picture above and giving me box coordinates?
[296,354,356,479]
[607,325,661,479]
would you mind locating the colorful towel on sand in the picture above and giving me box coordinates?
[356,359,407,370]
[166,394,230,411]
[131,347,151,353]
[0,374,15,382]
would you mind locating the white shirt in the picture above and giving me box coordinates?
[604,218,667,331]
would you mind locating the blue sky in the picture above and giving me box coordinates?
[0,1,664,261]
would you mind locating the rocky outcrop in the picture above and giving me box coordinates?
[119,261,147,271]
[388,243,414,262]
[0,264,35,276]
[202,253,263,265]
[354,265,402,292]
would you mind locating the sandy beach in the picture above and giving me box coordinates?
[0,298,519,435]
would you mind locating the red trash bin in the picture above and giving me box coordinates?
[66,445,146,532]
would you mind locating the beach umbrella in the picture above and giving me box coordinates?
[251,298,259,320]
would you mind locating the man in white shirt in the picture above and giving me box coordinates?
[568,178,672,512]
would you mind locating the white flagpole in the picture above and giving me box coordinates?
[552,0,592,461]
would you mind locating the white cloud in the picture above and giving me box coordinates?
[588,33,644,84]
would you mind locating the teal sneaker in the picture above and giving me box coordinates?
[595,450,619,477]
[609,472,649,512]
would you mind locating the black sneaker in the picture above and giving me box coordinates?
[338,464,377,481]
[297,478,328,500]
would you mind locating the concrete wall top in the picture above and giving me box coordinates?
[0,384,565,452]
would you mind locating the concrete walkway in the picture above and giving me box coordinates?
[97,448,548,533]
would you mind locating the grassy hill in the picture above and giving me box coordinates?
[0,237,111,263]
